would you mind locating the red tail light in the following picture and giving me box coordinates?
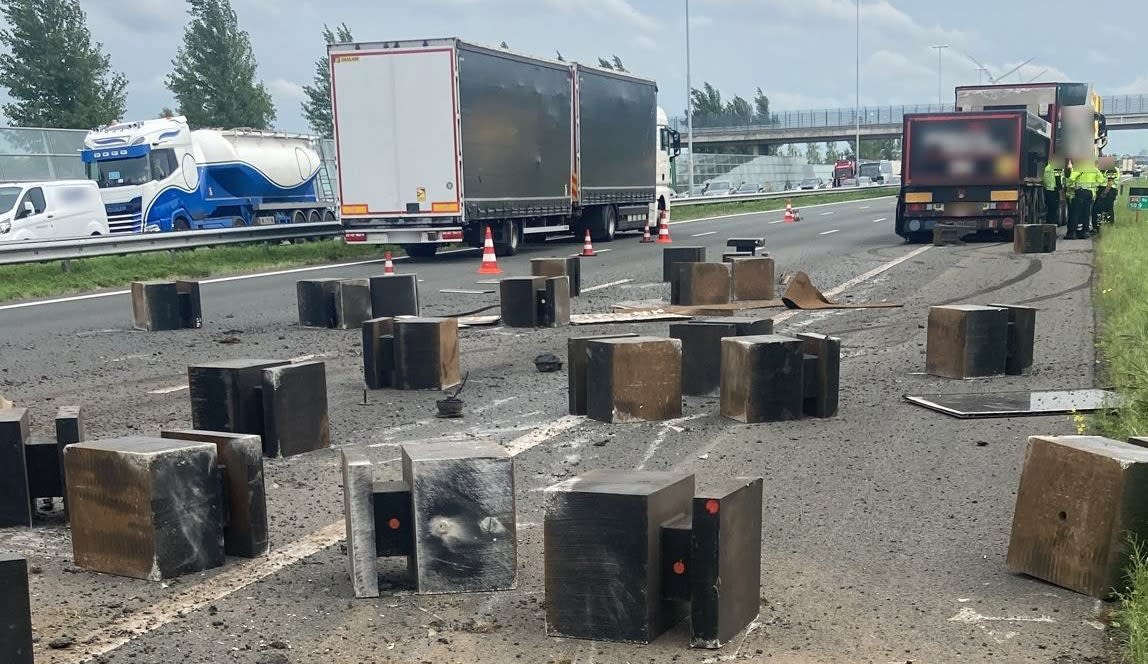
[1002,217,1015,229]
[997,201,1017,211]
[345,233,367,243]
[906,203,926,212]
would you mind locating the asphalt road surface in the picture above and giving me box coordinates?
[0,197,1109,663]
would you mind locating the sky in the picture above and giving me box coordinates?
[15,0,1148,152]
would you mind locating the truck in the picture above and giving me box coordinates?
[329,38,680,257]
[858,160,884,184]
[82,117,334,234]
[894,110,1051,243]
[832,159,855,187]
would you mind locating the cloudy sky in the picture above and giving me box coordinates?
[28,0,1148,151]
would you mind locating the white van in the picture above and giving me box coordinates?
[0,180,110,242]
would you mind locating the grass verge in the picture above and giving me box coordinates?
[1114,538,1148,664]
[671,186,895,222]
[0,240,385,303]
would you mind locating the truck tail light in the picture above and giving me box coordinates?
[345,233,366,243]
[441,231,463,241]
[1002,217,1015,230]
[983,202,1017,211]
[906,203,926,212]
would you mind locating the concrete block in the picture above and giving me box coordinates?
[401,440,516,594]
[161,429,268,558]
[1007,436,1148,598]
[663,246,706,282]
[373,480,413,558]
[499,277,546,328]
[925,305,1008,379]
[671,263,732,306]
[340,448,379,598]
[988,303,1037,376]
[0,553,33,664]
[362,317,397,390]
[726,237,764,255]
[539,277,571,328]
[297,278,372,329]
[531,257,581,297]
[689,316,774,336]
[25,438,62,500]
[131,281,183,331]
[729,256,776,301]
[66,437,224,581]
[1013,224,1058,254]
[176,280,203,328]
[369,274,420,318]
[690,478,764,649]
[188,359,290,435]
[586,337,683,423]
[669,321,742,397]
[0,408,31,527]
[720,335,804,423]
[798,333,841,418]
[567,334,640,415]
[55,405,85,520]
[393,318,461,390]
[260,361,330,458]
[1041,225,1058,252]
[722,252,752,263]
[545,469,695,643]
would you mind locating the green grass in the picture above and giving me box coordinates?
[0,240,387,302]
[1114,538,1148,664]
[671,186,895,222]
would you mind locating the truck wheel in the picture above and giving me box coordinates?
[291,210,307,224]
[494,221,521,257]
[322,209,337,222]
[404,244,439,260]
[307,209,322,224]
[173,217,190,232]
[590,205,617,242]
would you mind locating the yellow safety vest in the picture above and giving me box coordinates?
[1043,164,1063,191]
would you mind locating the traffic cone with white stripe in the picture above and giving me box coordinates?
[640,216,655,243]
[655,208,672,243]
[477,226,502,275]
[581,229,596,257]
[784,200,798,223]
[383,251,395,275]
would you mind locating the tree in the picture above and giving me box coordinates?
[158,107,175,119]
[0,0,127,128]
[597,57,614,70]
[805,142,823,164]
[690,82,724,123]
[781,144,800,158]
[753,87,770,124]
[611,55,626,72]
[825,142,841,164]
[167,0,275,129]
[301,23,352,138]
[725,96,753,124]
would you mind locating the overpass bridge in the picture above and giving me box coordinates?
[677,94,1148,152]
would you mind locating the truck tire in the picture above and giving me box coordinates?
[590,205,617,243]
[291,210,307,224]
[404,244,439,260]
[307,209,322,224]
[322,209,337,222]
[173,217,190,232]
[494,220,521,257]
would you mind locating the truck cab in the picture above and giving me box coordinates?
[656,107,682,214]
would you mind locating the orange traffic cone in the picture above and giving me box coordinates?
[383,251,395,275]
[581,229,596,257]
[477,226,502,275]
[640,217,655,243]
[655,209,672,244]
[784,200,798,223]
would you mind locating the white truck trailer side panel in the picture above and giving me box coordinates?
[331,46,461,219]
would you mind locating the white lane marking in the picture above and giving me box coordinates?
[819,229,840,236]
[290,352,337,363]
[947,608,1055,624]
[768,219,785,224]
[873,217,888,223]
[691,231,717,237]
[859,205,871,209]
[440,289,493,295]
[820,211,835,216]
[591,248,612,254]
[582,279,633,293]
[668,195,896,227]
[148,384,189,395]
[503,415,584,456]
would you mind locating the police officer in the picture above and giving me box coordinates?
[1042,157,1064,226]
[1095,156,1121,227]
[1067,159,1101,239]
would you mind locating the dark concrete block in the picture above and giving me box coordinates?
[586,337,683,423]
[161,429,268,558]
[539,277,571,328]
[567,334,640,415]
[369,274,420,318]
[1013,224,1058,254]
[670,321,742,397]
[730,257,776,301]
[393,318,461,390]
[798,333,841,418]
[499,277,546,328]
[925,305,1009,379]
[362,317,396,390]
[531,257,581,297]
[0,408,31,527]
[660,514,692,602]
[544,469,695,643]
[663,246,706,282]
[988,303,1037,376]
[0,553,33,664]
[66,437,224,581]
[373,480,413,558]
[1041,225,1058,252]
[131,281,183,331]
[720,335,805,423]
[176,280,203,328]
[401,440,516,594]
[689,316,774,336]
[297,278,372,329]
[25,438,62,500]
[188,359,290,435]
[261,361,330,458]
[55,405,85,520]
[1008,436,1148,598]
[726,237,764,254]
[340,448,378,598]
[671,263,732,306]
[333,278,372,329]
[690,478,764,649]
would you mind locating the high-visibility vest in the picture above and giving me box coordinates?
[1043,163,1063,191]
[1071,164,1102,194]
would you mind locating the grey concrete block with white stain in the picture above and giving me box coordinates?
[401,439,516,594]
[341,448,379,598]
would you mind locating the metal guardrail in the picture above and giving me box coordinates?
[669,184,898,207]
[0,222,343,266]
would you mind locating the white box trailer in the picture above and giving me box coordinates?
[330,38,677,258]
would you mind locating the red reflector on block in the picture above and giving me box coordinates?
[673,560,686,575]
[705,499,720,515]
[388,517,401,530]
[345,233,367,243]
[441,231,464,242]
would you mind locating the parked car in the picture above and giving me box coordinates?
[732,182,761,195]
[0,180,110,242]
[702,180,733,196]
[798,177,824,190]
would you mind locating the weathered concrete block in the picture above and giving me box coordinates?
[798,333,841,418]
[722,252,752,263]
[373,480,413,558]
[567,334,640,415]
[925,305,1008,379]
[1007,436,1148,598]
[586,337,683,423]
[393,318,461,390]
[188,359,290,435]
[539,277,571,328]
[176,280,203,328]
[545,470,695,643]
[369,274,420,318]
[690,478,764,649]
[0,408,31,527]
[988,303,1037,376]
[131,281,183,331]
[161,429,268,558]
[1013,224,1058,254]
[1041,224,1058,252]
[531,257,581,297]
[401,440,516,594]
[25,438,62,501]
[671,263,732,306]
[261,361,330,458]
[730,256,776,301]
[726,237,764,255]
[55,405,85,520]
[689,316,774,336]
[720,335,804,423]
[297,278,372,329]
[669,321,742,397]
[663,246,706,282]
[362,317,396,390]
[0,553,33,664]
[66,437,224,581]
[341,448,379,598]
[499,277,546,328]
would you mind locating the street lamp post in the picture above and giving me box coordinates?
[854,0,860,184]
[686,0,694,194]
[931,44,949,106]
